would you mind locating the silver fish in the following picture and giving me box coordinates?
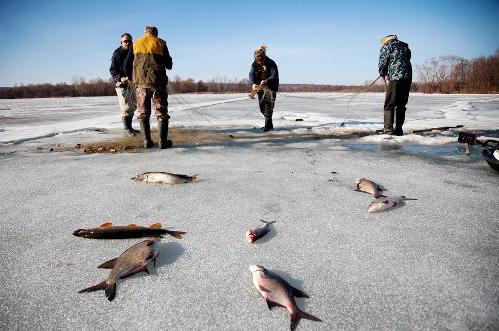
[246,220,275,243]
[355,178,385,198]
[132,172,198,184]
[249,265,322,330]
[368,196,406,213]
[79,239,160,301]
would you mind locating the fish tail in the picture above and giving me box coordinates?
[79,280,117,301]
[105,283,117,301]
[260,219,276,225]
[290,310,322,331]
[164,230,186,239]
[189,174,199,182]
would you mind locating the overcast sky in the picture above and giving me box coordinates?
[0,0,498,86]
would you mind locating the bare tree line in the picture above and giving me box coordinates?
[1,50,497,98]
[415,49,499,93]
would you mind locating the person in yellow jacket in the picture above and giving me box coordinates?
[124,25,173,149]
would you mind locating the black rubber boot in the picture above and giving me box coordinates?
[139,119,154,148]
[383,110,395,134]
[262,117,273,132]
[394,109,406,136]
[158,118,172,149]
[122,117,140,136]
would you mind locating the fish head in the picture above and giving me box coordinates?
[354,177,364,190]
[245,230,256,243]
[147,239,161,257]
[249,265,266,273]
[73,229,94,238]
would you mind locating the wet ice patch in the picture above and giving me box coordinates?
[358,134,456,146]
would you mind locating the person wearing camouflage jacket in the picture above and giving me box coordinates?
[378,35,412,136]
[124,25,173,149]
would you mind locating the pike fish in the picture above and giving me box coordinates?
[73,222,185,239]
[131,172,198,184]
[79,238,160,301]
[367,196,412,213]
[249,265,322,331]
[246,220,275,243]
[355,178,386,198]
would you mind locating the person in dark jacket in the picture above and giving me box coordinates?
[249,45,279,132]
[378,35,412,136]
[110,33,139,136]
[124,26,173,149]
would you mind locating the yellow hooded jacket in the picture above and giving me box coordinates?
[126,33,173,89]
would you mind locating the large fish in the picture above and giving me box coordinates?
[246,220,275,243]
[249,265,322,330]
[367,196,410,213]
[355,178,385,198]
[132,172,198,184]
[73,222,185,239]
[79,239,160,301]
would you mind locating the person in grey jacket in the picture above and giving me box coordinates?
[378,35,412,136]
[110,33,139,136]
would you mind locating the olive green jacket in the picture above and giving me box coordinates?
[125,33,173,89]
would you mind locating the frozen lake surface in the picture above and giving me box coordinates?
[0,93,498,329]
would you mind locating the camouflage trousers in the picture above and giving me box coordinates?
[135,87,169,120]
[115,86,136,118]
[257,87,276,118]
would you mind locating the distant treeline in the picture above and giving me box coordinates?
[1,50,497,98]
[0,77,378,99]
[415,49,499,93]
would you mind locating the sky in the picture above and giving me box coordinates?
[0,0,498,87]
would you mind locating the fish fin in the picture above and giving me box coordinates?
[266,299,282,310]
[290,310,322,331]
[164,230,186,239]
[290,286,310,298]
[260,219,276,225]
[259,285,271,292]
[98,258,118,269]
[105,283,117,301]
[79,280,117,302]
[127,224,139,227]
[144,266,150,274]
[100,222,113,227]
[149,222,162,229]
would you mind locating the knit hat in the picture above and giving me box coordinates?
[380,35,397,45]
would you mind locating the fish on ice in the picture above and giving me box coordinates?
[246,220,275,243]
[73,222,185,239]
[367,196,412,213]
[249,265,322,330]
[131,172,198,184]
[355,178,386,198]
[79,239,161,301]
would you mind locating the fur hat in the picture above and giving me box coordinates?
[254,45,267,59]
[380,35,397,45]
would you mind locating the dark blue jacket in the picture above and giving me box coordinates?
[378,39,412,82]
[249,57,279,92]
[109,46,129,83]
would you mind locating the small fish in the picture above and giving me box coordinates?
[249,265,322,331]
[73,222,185,239]
[79,239,160,301]
[355,178,385,198]
[132,172,198,184]
[246,220,276,243]
[367,196,412,213]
